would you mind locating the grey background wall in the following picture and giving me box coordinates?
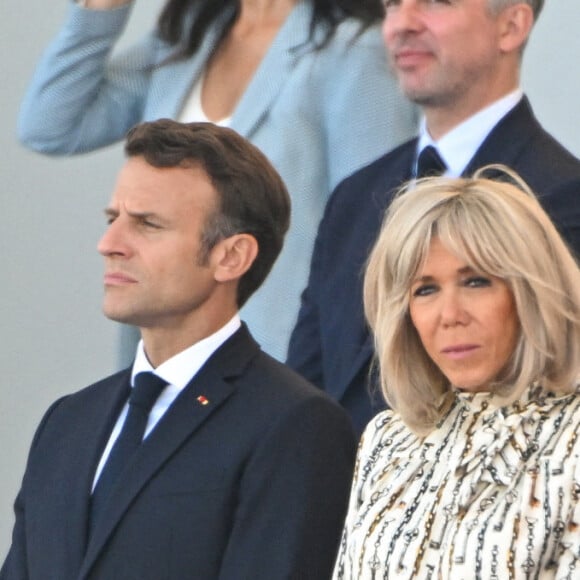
[1,0,579,560]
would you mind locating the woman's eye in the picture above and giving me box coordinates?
[412,284,437,297]
[464,276,491,288]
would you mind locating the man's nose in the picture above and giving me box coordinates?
[97,219,131,258]
[383,0,424,36]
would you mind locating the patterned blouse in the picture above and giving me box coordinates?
[333,385,580,579]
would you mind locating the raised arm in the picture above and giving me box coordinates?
[84,0,131,8]
[17,1,161,154]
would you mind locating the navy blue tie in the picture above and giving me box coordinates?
[416,145,447,178]
[89,372,167,533]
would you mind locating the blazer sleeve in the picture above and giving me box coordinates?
[217,394,357,580]
[285,205,327,388]
[1,397,69,580]
[0,489,27,580]
[17,2,157,154]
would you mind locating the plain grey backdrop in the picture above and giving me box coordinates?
[1,0,579,560]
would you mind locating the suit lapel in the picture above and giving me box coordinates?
[462,97,537,176]
[30,370,132,578]
[165,2,313,137]
[59,371,132,569]
[162,8,235,120]
[231,1,314,138]
[79,327,259,579]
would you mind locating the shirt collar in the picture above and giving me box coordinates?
[417,89,523,177]
[131,314,241,390]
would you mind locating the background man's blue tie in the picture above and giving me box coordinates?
[416,145,447,178]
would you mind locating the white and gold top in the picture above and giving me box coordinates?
[333,385,580,579]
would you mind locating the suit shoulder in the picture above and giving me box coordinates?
[45,368,131,417]
[245,350,351,412]
[242,351,357,446]
[317,138,415,232]
[526,129,580,180]
[330,139,416,203]
[488,99,580,192]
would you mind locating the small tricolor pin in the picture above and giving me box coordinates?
[197,395,210,406]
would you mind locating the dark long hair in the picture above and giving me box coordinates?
[157,0,384,58]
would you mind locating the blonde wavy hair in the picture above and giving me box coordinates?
[364,165,580,435]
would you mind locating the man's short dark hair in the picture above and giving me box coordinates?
[125,119,291,307]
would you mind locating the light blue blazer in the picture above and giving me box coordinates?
[18,1,417,361]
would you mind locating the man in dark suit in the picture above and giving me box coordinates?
[1,120,357,580]
[287,0,580,435]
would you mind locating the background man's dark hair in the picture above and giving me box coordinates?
[125,119,291,307]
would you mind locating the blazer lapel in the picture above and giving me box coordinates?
[66,371,130,570]
[37,370,131,577]
[160,8,236,120]
[79,327,259,579]
[231,1,314,138]
[163,2,313,135]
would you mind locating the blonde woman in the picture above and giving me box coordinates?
[334,166,580,579]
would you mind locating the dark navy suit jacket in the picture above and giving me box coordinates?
[2,325,357,580]
[287,97,580,434]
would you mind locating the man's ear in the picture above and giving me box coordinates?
[497,3,534,54]
[212,234,259,283]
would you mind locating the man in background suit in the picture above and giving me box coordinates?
[287,0,580,434]
[1,120,357,580]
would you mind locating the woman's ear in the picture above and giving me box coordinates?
[212,234,259,283]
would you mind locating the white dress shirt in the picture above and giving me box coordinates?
[92,315,241,490]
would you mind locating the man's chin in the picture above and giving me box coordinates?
[402,88,441,108]
[102,306,138,326]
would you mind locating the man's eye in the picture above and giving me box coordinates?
[142,220,161,229]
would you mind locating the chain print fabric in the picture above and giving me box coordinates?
[333,385,580,579]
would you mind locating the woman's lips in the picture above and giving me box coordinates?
[441,344,480,360]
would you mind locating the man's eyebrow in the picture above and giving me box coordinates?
[103,208,162,220]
